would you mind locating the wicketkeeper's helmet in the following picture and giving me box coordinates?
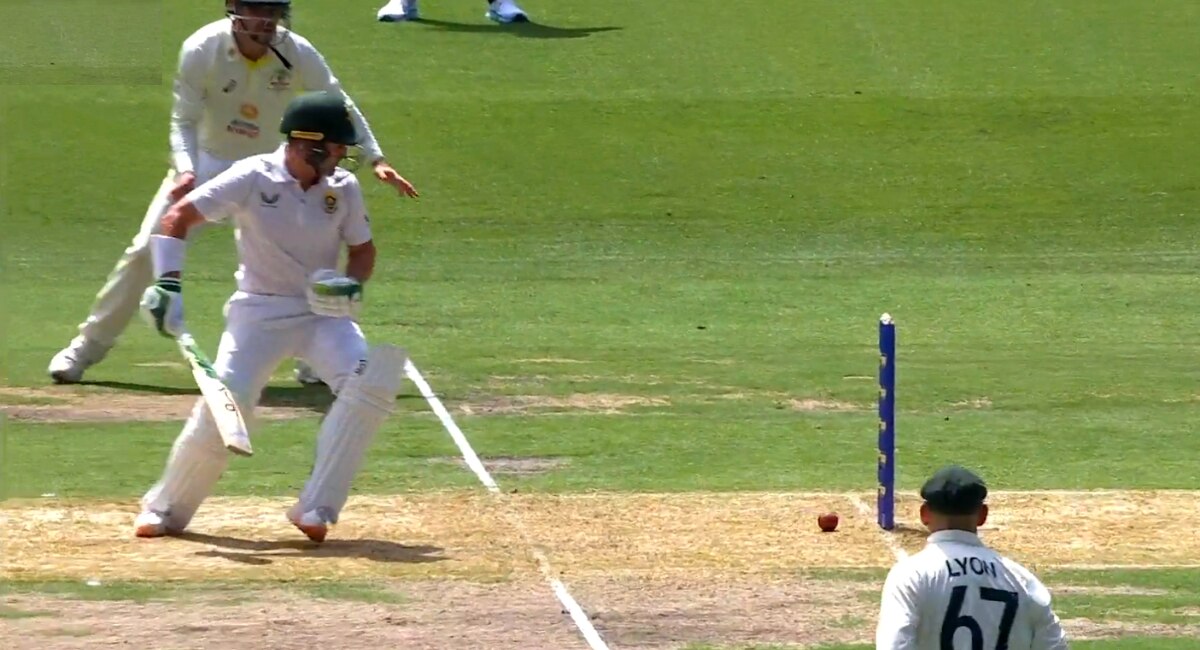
[226,0,292,46]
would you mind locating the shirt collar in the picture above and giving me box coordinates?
[927,530,985,547]
[220,21,276,68]
[264,144,293,183]
[221,22,240,63]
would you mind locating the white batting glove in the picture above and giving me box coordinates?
[307,269,363,318]
[140,278,185,338]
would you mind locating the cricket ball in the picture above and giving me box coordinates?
[818,512,839,532]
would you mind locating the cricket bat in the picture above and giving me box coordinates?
[176,332,253,457]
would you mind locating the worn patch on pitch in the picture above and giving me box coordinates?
[894,490,1200,569]
[4,491,1200,584]
[788,398,865,412]
[427,456,571,476]
[458,393,670,416]
[0,385,327,423]
[3,491,1200,649]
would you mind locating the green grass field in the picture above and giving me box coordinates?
[3,1,1200,648]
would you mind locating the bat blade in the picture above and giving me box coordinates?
[176,333,253,457]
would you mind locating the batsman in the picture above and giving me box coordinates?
[48,0,417,386]
[135,91,404,543]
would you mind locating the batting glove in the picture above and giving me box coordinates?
[307,269,363,319]
[140,278,185,338]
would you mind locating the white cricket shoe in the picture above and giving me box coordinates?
[48,336,112,384]
[293,360,325,386]
[377,0,419,21]
[487,0,529,23]
[134,510,173,538]
[288,507,334,543]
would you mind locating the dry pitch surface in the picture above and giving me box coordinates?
[4,490,1199,649]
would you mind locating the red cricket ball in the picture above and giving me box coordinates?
[818,512,839,532]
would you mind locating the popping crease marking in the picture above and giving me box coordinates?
[404,360,610,650]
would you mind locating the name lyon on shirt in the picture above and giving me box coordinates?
[946,556,998,579]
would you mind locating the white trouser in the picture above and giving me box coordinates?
[76,152,235,348]
[141,293,370,530]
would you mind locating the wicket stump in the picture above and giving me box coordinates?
[877,313,896,530]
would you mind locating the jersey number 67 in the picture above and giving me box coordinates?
[942,585,1019,650]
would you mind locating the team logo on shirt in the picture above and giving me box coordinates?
[268,68,292,91]
[228,119,260,138]
[260,192,281,207]
[240,103,259,119]
[323,191,338,214]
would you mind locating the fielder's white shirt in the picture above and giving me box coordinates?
[170,19,384,175]
[185,145,372,298]
[876,530,1069,650]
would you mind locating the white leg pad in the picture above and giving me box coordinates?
[292,345,406,522]
[141,398,229,531]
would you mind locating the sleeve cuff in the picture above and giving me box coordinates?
[150,234,187,277]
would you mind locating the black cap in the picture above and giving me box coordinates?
[920,465,988,515]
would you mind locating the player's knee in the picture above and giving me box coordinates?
[338,345,406,413]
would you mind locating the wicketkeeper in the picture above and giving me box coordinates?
[135,91,405,543]
[49,0,417,386]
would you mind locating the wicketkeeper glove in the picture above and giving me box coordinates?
[140,278,185,338]
[307,269,363,318]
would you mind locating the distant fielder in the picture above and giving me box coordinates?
[135,91,405,543]
[376,0,528,23]
[875,466,1069,649]
[49,0,417,386]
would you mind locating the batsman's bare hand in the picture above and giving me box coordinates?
[168,171,197,203]
[372,160,419,198]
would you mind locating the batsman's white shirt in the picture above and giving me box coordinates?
[186,145,372,300]
[875,530,1068,650]
[170,19,384,176]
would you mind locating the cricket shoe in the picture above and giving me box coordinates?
[487,0,529,23]
[134,510,182,538]
[48,336,112,384]
[377,0,419,21]
[293,360,326,386]
[288,507,334,543]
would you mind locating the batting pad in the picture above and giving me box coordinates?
[142,399,231,530]
[295,345,406,521]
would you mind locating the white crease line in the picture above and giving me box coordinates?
[849,494,909,563]
[1041,564,1200,570]
[405,360,610,650]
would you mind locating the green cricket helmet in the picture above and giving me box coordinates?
[280,91,360,145]
[280,91,362,172]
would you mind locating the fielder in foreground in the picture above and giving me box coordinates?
[874,466,1069,650]
[136,91,406,543]
[49,0,417,386]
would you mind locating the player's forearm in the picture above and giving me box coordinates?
[345,98,385,164]
[162,201,205,240]
[345,241,376,284]
[169,117,199,174]
[169,46,205,174]
[151,202,206,278]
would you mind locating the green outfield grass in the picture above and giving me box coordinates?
[2,0,1199,647]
